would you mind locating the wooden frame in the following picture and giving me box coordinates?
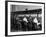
[5,1,45,36]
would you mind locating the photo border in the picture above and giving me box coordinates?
[5,1,45,36]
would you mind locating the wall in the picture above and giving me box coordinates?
[11,5,41,12]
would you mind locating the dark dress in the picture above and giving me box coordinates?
[21,21,27,31]
[27,21,37,31]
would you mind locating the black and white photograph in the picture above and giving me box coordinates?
[11,5,42,32]
[7,2,45,35]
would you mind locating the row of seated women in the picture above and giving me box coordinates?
[11,16,42,31]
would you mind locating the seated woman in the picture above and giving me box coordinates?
[27,16,33,31]
[22,17,28,31]
[27,17,38,31]
[33,17,42,30]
